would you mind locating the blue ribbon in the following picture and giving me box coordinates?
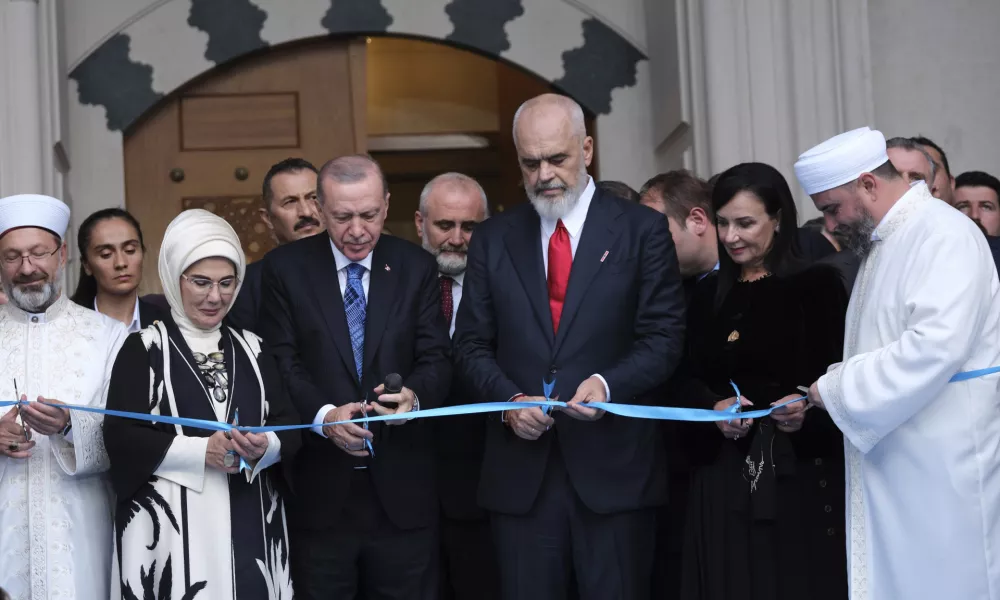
[1,365,995,435]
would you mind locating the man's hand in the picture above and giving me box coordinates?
[20,396,69,436]
[562,376,607,422]
[229,428,269,462]
[505,397,554,441]
[322,403,373,457]
[0,407,34,458]
[807,381,826,411]
[369,383,416,426]
[715,396,753,439]
[771,393,807,433]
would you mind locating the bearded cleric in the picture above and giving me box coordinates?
[0,194,126,600]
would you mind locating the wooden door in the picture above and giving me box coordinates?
[124,38,367,294]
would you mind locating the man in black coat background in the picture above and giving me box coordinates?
[454,94,686,600]
[259,155,452,600]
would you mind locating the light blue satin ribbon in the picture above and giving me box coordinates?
[1,365,994,435]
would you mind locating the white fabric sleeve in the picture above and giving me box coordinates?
[593,374,611,402]
[312,404,336,437]
[247,432,282,483]
[154,436,210,493]
[818,232,992,454]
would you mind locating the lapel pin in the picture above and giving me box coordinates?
[384,264,391,272]
[600,250,609,263]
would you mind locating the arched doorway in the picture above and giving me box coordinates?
[123,35,599,293]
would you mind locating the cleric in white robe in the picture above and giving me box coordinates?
[0,194,127,600]
[104,209,300,600]
[795,127,1000,600]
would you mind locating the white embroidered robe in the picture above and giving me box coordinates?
[0,295,126,600]
[818,183,1000,600]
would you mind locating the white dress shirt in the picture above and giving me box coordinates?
[536,176,611,401]
[443,271,464,338]
[94,295,142,334]
[312,241,374,435]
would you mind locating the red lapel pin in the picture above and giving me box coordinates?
[600,250,609,263]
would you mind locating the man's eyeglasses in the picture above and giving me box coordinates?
[181,274,239,297]
[1,247,59,267]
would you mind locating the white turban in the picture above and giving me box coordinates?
[158,209,246,332]
[0,194,71,239]
[793,127,890,195]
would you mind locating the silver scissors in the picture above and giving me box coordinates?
[13,378,29,441]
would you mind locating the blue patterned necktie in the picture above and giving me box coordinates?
[344,263,367,381]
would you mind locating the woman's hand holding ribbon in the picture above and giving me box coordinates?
[229,428,268,462]
[771,393,807,432]
[715,396,753,439]
[206,430,240,474]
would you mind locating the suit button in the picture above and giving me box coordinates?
[827,527,835,536]
[819,479,827,488]
[825,505,832,513]
[814,458,823,466]
[549,366,557,374]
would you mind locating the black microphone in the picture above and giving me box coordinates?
[377,373,403,408]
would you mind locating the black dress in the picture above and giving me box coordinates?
[678,264,849,600]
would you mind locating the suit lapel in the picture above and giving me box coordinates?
[362,241,397,386]
[553,193,622,355]
[306,236,360,385]
[504,210,555,346]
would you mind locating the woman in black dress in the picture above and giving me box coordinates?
[679,163,849,600]
[71,208,167,328]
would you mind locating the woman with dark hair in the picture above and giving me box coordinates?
[71,208,166,330]
[679,163,849,599]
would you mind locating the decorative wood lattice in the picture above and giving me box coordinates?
[182,196,275,264]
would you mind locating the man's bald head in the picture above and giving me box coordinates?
[511,93,593,221]
[316,154,390,262]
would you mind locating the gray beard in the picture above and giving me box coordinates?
[528,171,589,222]
[842,209,878,257]
[3,266,63,314]
[421,234,467,276]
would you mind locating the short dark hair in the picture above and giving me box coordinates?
[639,170,713,225]
[911,136,951,176]
[886,137,936,182]
[262,158,318,210]
[597,180,640,202]
[956,170,1000,200]
[317,154,389,204]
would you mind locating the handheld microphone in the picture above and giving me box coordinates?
[377,373,403,408]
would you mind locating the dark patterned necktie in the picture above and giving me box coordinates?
[344,263,367,380]
[440,276,454,324]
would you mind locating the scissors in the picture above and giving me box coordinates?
[225,409,251,472]
[541,378,558,415]
[360,393,375,458]
[13,379,29,442]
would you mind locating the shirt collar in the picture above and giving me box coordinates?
[330,238,374,272]
[94,295,141,332]
[871,181,924,241]
[698,262,720,280]
[540,176,596,239]
[442,271,465,287]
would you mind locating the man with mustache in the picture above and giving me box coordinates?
[228,157,324,331]
[794,127,1000,600]
[0,194,127,600]
[413,172,496,600]
[454,94,685,599]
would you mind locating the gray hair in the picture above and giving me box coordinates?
[886,136,937,183]
[512,94,587,146]
[419,172,490,217]
[317,154,388,204]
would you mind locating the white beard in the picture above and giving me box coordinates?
[3,264,63,313]
[421,232,467,276]
[528,168,589,221]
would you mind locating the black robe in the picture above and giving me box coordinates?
[678,264,849,600]
[104,317,301,600]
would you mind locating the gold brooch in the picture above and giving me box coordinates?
[727,330,740,342]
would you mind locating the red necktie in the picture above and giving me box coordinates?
[547,220,572,333]
[440,276,454,324]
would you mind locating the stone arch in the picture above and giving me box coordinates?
[69,0,646,134]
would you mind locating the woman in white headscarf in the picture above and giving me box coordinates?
[104,209,299,600]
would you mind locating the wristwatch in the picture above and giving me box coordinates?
[59,419,72,437]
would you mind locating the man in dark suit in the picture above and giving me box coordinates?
[228,157,323,332]
[454,94,686,600]
[258,155,452,600]
[413,172,497,600]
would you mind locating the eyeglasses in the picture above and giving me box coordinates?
[181,274,239,297]
[1,247,59,267]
